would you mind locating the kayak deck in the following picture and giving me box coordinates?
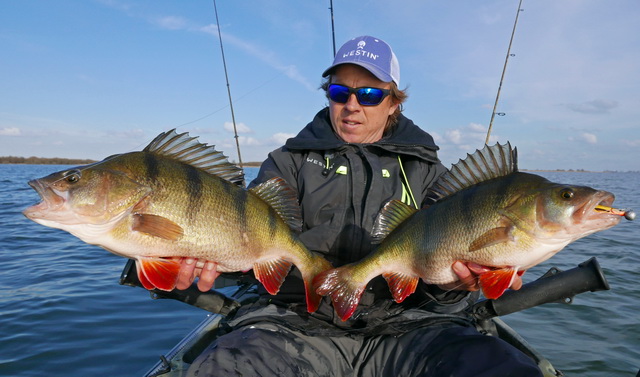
[141,284,563,377]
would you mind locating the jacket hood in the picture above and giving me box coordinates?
[285,108,440,163]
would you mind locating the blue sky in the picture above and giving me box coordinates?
[1,0,638,171]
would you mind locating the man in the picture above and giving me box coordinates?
[182,36,541,376]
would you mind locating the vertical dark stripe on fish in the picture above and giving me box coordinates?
[267,204,279,238]
[184,164,203,219]
[144,153,160,181]
[461,185,478,235]
[234,187,250,234]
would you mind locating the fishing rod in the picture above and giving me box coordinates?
[329,0,337,56]
[212,0,244,170]
[485,0,524,144]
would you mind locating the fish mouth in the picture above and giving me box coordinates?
[22,179,67,220]
[574,190,621,228]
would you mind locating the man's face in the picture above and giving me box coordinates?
[328,64,399,144]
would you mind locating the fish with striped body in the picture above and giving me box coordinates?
[314,142,625,321]
[23,129,332,312]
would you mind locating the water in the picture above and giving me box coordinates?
[0,165,638,376]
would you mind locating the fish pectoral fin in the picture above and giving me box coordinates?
[132,213,184,241]
[382,272,419,303]
[253,258,293,295]
[135,257,181,291]
[478,267,518,299]
[468,225,514,252]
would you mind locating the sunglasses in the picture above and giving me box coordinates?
[327,84,391,106]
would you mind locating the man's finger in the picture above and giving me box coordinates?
[454,261,479,290]
[176,258,197,290]
[196,261,220,292]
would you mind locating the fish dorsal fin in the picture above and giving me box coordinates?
[249,177,302,232]
[144,129,245,187]
[426,142,517,203]
[371,200,418,244]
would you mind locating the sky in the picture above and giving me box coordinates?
[1,0,639,171]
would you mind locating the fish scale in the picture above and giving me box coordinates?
[23,129,332,313]
[314,142,625,321]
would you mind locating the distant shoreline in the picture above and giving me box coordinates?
[2,157,634,172]
[0,156,97,165]
[0,156,263,167]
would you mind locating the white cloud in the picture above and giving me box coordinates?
[152,16,189,30]
[238,136,261,146]
[446,129,462,144]
[622,139,640,147]
[580,132,598,144]
[199,25,316,91]
[442,123,489,145]
[269,132,294,145]
[565,99,619,114]
[469,123,486,132]
[223,122,252,134]
[0,127,21,136]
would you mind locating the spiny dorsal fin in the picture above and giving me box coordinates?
[426,142,517,203]
[144,129,245,187]
[371,200,418,244]
[249,177,302,232]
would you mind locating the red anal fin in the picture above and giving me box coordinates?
[478,267,518,299]
[382,272,419,303]
[136,257,181,291]
[253,258,292,295]
[132,214,184,241]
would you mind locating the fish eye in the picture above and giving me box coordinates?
[560,189,574,200]
[63,169,82,184]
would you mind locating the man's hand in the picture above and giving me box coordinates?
[176,258,524,295]
[175,258,219,292]
[439,261,524,292]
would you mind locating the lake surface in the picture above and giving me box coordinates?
[0,165,638,376]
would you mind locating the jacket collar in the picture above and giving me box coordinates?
[285,107,441,163]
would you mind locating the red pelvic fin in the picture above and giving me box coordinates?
[382,272,419,303]
[253,258,293,295]
[135,257,181,291]
[313,268,365,321]
[478,267,518,299]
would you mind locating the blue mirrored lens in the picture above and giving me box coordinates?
[327,84,388,106]
[327,85,351,103]
[356,87,384,105]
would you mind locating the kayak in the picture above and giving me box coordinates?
[121,257,611,377]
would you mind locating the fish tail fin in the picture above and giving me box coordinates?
[382,272,419,303]
[253,258,293,295]
[478,267,518,299]
[135,257,181,291]
[300,255,334,313]
[313,266,366,321]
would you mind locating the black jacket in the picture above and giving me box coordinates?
[252,108,446,265]
[250,108,472,318]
